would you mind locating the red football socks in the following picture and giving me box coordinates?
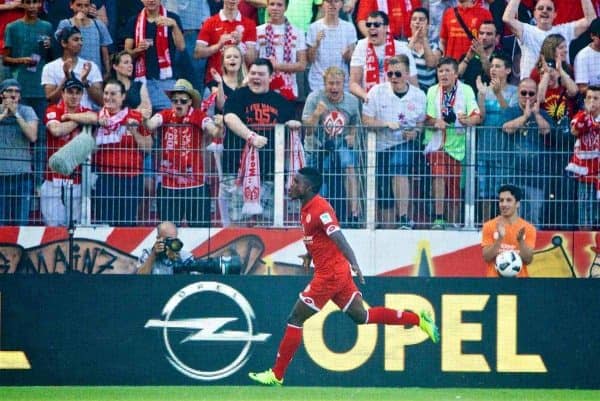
[272,324,303,380]
[366,307,419,326]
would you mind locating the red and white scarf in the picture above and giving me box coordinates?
[201,90,225,153]
[286,127,305,190]
[565,111,600,198]
[96,107,130,145]
[365,32,395,92]
[237,135,263,216]
[265,20,296,100]
[134,5,172,82]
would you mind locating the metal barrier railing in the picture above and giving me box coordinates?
[0,123,596,230]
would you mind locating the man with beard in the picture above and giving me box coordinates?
[302,66,361,226]
[458,20,500,96]
[144,79,220,226]
[503,0,596,79]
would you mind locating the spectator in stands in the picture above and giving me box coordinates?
[137,220,193,274]
[111,51,152,116]
[503,0,596,79]
[93,79,152,225]
[111,50,154,222]
[350,11,418,103]
[302,66,362,227]
[405,7,442,92]
[204,45,247,115]
[481,183,536,277]
[256,0,307,101]
[356,0,421,40]
[42,26,104,109]
[44,0,108,29]
[424,57,481,229]
[535,34,578,126]
[0,78,38,225]
[0,0,25,80]
[4,0,53,191]
[475,52,518,222]
[363,55,427,229]
[566,85,600,230]
[144,79,220,226]
[574,17,600,95]
[55,0,113,76]
[202,45,246,227]
[162,0,211,93]
[124,0,185,112]
[306,0,356,92]
[458,20,499,96]
[440,0,492,61]
[223,58,300,223]
[502,78,553,226]
[42,78,97,226]
[194,0,257,85]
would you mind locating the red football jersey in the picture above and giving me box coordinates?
[440,4,492,61]
[300,195,349,277]
[44,101,92,184]
[157,107,210,189]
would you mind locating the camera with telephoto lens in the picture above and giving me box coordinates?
[173,250,242,275]
[443,108,456,124]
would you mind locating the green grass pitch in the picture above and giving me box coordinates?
[1,386,599,401]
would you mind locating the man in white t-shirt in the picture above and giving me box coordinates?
[306,0,357,92]
[256,0,307,100]
[575,17,600,95]
[350,11,418,103]
[41,26,103,110]
[362,55,426,228]
[503,0,596,79]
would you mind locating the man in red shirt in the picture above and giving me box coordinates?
[194,0,257,84]
[356,0,421,39]
[440,0,493,61]
[144,79,220,226]
[249,167,440,386]
[42,78,97,226]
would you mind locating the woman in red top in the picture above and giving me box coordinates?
[94,79,152,225]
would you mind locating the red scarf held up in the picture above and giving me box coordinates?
[365,32,395,93]
[286,127,305,190]
[237,134,263,216]
[134,5,172,81]
[265,20,296,101]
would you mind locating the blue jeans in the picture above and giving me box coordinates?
[22,97,48,189]
[93,174,144,226]
[0,173,32,225]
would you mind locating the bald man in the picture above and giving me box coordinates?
[137,221,193,274]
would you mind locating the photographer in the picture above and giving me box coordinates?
[136,221,193,275]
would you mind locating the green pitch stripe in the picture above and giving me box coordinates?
[0,386,599,401]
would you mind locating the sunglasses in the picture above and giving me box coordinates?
[171,98,190,104]
[3,88,21,93]
[365,22,384,28]
[520,90,536,97]
[535,6,554,11]
[386,71,402,78]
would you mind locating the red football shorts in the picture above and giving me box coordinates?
[426,150,462,200]
[300,269,361,312]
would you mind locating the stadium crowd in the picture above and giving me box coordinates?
[0,0,599,230]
